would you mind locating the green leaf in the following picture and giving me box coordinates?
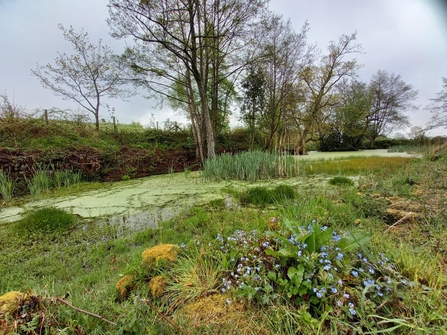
[337,232,371,251]
[304,232,316,253]
[287,264,304,287]
[265,248,295,258]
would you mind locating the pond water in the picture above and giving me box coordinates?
[0,149,415,227]
[297,149,417,160]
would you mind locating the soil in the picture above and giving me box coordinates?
[0,146,200,195]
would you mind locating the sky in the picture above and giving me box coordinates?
[0,0,446,136]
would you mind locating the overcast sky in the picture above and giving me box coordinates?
[1,0,446,136]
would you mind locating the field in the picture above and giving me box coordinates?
[0,147,446,334]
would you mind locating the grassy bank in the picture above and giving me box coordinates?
[0,146,446,334]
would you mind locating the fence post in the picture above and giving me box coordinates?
[112,116,117,131]
[44,109,49,125]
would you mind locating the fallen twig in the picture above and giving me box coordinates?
[141,298,190,335]
[56,297,117,326]
[384,212,414,233]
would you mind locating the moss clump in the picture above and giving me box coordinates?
[142,244,179,267]
[0,291,24,315]
[148,275,167,298]
[115,275,136,303]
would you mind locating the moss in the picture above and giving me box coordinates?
[115,275,136,303]
[148,275,167,298]
[0,291,24,315]
[141,244,179,267]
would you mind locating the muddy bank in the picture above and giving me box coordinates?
[0,146,200,195]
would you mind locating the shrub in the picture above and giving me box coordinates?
[14,207,77,236]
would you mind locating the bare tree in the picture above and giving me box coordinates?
[427,77,447,130]
[366,70,417,148]
[294,33,362,153]
[32,25,133,131]
[107,0,267,160]
[255,14,310,151]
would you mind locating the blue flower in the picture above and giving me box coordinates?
[336,253,343,261]
[331,286,338,294]
[321,226,328,231]
[348,302,356,315]
[324,264,332,271]
[351,270,358,277]
[363,278,375,287]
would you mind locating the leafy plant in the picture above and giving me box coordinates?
[215,221,414,333]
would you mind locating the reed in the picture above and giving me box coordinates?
[203,150,302,182]
[0,170,15,204]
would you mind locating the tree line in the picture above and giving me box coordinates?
[30,0,447,163]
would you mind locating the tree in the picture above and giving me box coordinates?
[294,33,362,153]
[31,25,132,131]
[365,70,417,148]
[427,77,447,130]
[256,15,309,151]
[320,80,371,151]
[240,65,266,150]
[108,0,268,160]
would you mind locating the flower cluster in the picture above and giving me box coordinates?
[213,221,410,321]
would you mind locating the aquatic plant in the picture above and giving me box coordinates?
[203,150,303,182]
[0,170,15,204]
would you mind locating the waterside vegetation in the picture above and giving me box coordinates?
[0,144,446,334]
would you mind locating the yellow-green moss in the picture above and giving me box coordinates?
[148,275,167,298]
[142,244,179,267]
[115,275,135,302]
[0,291,24,315]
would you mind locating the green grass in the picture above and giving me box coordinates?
[13,207,78,236]
[1,147,446,334]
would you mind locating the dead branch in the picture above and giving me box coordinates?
[384,212,415,233]
[141,298,190,335]
[56,297,117,326]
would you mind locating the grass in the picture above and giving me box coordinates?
[0,146,446,334]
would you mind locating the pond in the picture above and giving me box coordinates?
[0,149,416,227]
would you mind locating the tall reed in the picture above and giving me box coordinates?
[203,150,303,182]
[0,170,15,204]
